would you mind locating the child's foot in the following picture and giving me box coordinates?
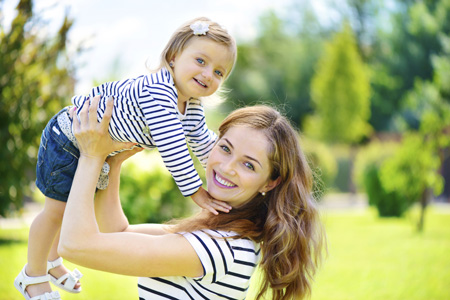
[25,281,53,298]
[48,263,82,290]
[47,257,83,293]
[14,265,60,299]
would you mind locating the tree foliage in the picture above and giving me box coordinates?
[378,38,450,230]
[224,6,326,127]
[380,133,443,206]
[305,22,371,144]
[369,0,450,131]
[0,0,75,216]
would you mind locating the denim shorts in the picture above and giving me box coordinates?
[35,108,79,202]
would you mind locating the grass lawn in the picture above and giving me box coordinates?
[248,205,450,300]
[1,205,449,299]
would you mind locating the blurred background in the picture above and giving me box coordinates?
[1,0,449,299]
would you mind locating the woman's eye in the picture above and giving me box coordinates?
[197,58,205,65]
[220,145,230,153]
[215,70,223,77]
[244,162,255,171]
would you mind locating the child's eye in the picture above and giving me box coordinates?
[244,162,255,171]
[220,145,230,153]
[215,70,223,77]
[197,58,205,65]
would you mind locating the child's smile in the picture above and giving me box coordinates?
[171,37,234,103]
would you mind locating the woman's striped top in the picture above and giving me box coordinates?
[138,230,261,300]
[71,68,217,197]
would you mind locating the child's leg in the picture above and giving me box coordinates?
[48,229,81,289]
[25,197,65,297]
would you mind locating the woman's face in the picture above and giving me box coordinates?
[206,125,278,208]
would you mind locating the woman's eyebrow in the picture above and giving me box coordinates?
[223,138,263,168]
[223,138,234,149]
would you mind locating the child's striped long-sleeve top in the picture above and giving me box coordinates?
[71,68,217,197]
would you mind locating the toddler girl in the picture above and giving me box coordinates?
[15,16,236,300]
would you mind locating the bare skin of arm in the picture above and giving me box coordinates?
[94,148,172,236]
[58,96,203,278]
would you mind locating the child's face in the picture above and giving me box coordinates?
[171,37,234,103]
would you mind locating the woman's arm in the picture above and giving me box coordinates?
[59,96,203,278]
[94,150,173,236]
[94,156,129,233]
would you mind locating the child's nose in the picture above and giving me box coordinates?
[202,67,213,81]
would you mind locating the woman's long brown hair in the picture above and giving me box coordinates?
[170,105,326,300]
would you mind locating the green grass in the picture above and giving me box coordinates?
[248,206,450,300]
[0,228,138,300]
[1,206,449,299]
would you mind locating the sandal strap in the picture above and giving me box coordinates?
[47,257,63,271]
[21,270,51,287]
[55,268,83,290]
[15,266,54,297]
[29,291,61,300]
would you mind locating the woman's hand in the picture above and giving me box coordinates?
[71,95,135,160]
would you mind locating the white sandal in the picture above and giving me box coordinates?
[47,257,83,293]
[14,266,61,300]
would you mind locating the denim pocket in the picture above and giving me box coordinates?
[46,126,78,183]
[48,153,78,197]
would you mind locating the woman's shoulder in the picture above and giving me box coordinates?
[182,229,260,287]
[183,229,260,254]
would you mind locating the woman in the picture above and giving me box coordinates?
[57,96,324,299]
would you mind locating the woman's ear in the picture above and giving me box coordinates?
[263,176,281,194]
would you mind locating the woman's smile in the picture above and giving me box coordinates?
[213,170,236,188]
[206,125,277,208]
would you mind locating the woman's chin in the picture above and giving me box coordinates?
[208,189,227,202]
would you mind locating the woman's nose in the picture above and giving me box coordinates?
[221,159,236,176]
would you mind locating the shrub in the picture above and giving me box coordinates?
[354,140,409,217]
[118,152,194,224]
[354,140,398,191]
[363,164,409,217]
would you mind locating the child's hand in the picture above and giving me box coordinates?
[191,187,232,215]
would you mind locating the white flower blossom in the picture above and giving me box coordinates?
[190,21,209,35]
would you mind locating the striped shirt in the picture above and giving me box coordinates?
[71,68,217,197]
[138,230,261,300]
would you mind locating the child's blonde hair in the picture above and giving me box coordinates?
[159,17,237,80]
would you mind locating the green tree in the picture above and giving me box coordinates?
[304,21,371,193]
[329,0,385,61]
[224,5,326,127]
[0,0,76,216]
[369,0,450,131]
[305,22,371,144]
[380,61,450,231]
[379,132,444,231]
